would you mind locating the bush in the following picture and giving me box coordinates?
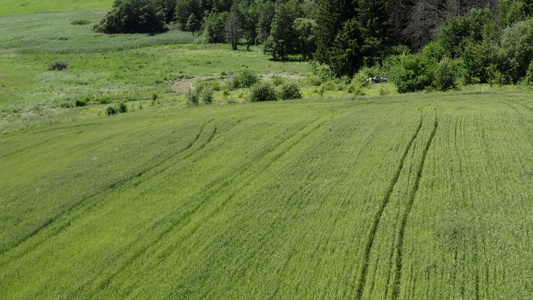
[279,83,302,100]
[71,19,91,25]
[95,0,167,34]
[48,61,68,71]
[231,70,259,89]
[118,102,128,113]
[186,90,199,105]
[75,97,89,107]
[106,106,117,115]
[500,18,533,83]
[433,57,458,91]
[389,54,433,93]
[250,82,278,102]
[201,89,214,104]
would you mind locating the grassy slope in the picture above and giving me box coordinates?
[0,11,316,132]
[0,0,112,16]
[1,91,532,299]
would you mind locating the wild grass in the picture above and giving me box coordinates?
[0,0,112,16]
[1,92,533,298]
[0,11,195,54]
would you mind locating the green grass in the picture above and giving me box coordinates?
[0,11,195,54]
[1,91,532,298]
[0,11,315,132]
[0,0,112,16]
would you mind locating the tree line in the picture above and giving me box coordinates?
[95,0,533,91]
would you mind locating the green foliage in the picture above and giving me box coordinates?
[156,0,177,23]
[263,0,303,60]
[294,18,317,60]
[106,105,117,115]
[118,102,128,113]
[71,18,91,25]
[500,18,533,83]
[329,19,364,77]
[389,54,433,93]
[437,9,496,58]
[48,61,69,71]
[204,12,228,43]
[433,57,458,91]
[75,97,89,107]
[186,89,199,105]
[249,82,277,102]
[185,13,201,35]
[231,69,259,89]
[279,82,302,100]
[499,0,533,26]
[256,1,275,43]
[95,0,167,34]
[175,0,201,31]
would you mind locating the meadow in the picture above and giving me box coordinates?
[1,5,533,299]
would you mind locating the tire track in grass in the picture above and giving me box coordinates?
[354,111,423,299]
[93,112,338,298]
[71,114,327,298]
[0,120,214,262]
[392,116,438,299]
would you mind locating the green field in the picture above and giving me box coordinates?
[2,4,533,299]
[1,91,533,298]
[0,0,112,16]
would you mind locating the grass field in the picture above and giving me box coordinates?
[0,0,112,16]
[1,91,533,299]
[2,5,533,299]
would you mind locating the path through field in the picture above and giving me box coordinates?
[1,92,532,299]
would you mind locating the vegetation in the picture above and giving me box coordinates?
[2,91,533,298]
[94,0,167,33]
[2,1,533,298]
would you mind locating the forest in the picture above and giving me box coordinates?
[95,0,533,92]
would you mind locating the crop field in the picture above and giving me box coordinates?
[1,91,533,298]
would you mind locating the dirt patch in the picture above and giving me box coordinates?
[168,75,216,93]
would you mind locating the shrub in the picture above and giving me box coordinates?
[48,61,68,71]
[250,82,278,102]
[186,90,199,105]
[487,64,507,87]
[201,89,214,104]
[106,106,117,115]
[71,19,91,25]
[96,96,111,104]
[75,97,89,107]
[433,57,458,91]
[279,83,302,100]
[389,54,433,93]
[118,102,128,113]
[271,75,285,86]
[500,18,533,83]
[231,70,259,89]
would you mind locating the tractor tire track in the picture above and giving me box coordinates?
[354,112,424,299]
[92,112,337,297]
[0,120,214,263]
[392,117,438,299]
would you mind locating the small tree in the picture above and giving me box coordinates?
[186,13,201,36]
[264,0,303,60]
[204,12,228,43]
[225,12,240,50]
[294,18,317,60]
